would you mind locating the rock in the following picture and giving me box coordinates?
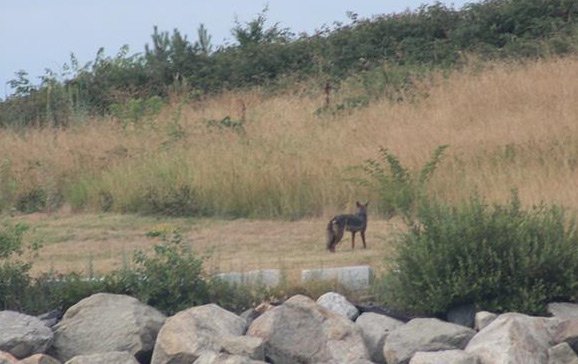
[19,354,61,364]
[383,318,476,364]
[355,303,412,322]
[151,304,246,364]
[410,350,480,364]
[36,309,63,328]
[0,311,53,359]
[247,295,369,363]
[549,302,578,319]
[240,308,260,329]
[64,351,139,364]
[474,311,497,331]
[220,336,264,360]
[548,342,578,364]
[239,303,275,329]
[465,312,558,364]
[301,265,373,291]
[50,293,166,363]
[553,318,578,352]
[355,312,404,363]
[193,352,267,364]
[447,304,476,328]
[0,351,17,364]
[316,292,360,320]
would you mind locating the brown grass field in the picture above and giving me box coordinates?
[3,56,578,278]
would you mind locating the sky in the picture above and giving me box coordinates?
[0,1,472,98]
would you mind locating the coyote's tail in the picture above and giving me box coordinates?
[326,218,342,252]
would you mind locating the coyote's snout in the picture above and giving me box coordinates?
[326,201,368,253]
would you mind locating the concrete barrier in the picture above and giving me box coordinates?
[301,265,373,291]
[214,269,281,288]
[214,265,373,291]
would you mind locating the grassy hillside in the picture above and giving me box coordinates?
[2,57,578,219]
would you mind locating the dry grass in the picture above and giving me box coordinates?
[2,56,578,275]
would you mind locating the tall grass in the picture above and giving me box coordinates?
[2,57,578,217]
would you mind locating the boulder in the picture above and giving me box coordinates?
[36,309,63,328]
[465,312,558,364]
[151,304,247,364]
[548,302,578,319]
[409,350,480,364]
[355,312,403,363]
[239,303,275,330]
[474,311,497,331]
[247,295,369,363]
[19,354,61,364]
[220,336,264,360]
[0,351,17,364]
[50,293,166,363]
[355,303,412,323]
[548,342,578,364]
[0,311,53,359]
[193,352,266,364]
[316,292,360,320]
[553,318,578,351]
[383,318,476,364]
[64,351,139,364]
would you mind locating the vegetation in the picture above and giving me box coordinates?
[0,224,353,315]
[1,0,578,317]
[377,192,578,315]
[2,57,578,218]
[0,222,39,311]
[1,0,577,127]
[361,145,448,219]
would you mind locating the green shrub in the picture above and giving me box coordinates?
[378,192,578,316]
[361,145,448,219]
[0,222,37,311]
[105,231,210,315]
[207,277,266,314]
[142,185,200,217]
[0,261,32,310]
[27,272,106,314]
[110,96,164,127]
[15,188,47,213]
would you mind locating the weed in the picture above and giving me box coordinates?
[361,145,448,219]
[205,116,245,134]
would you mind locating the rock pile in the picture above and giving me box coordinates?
[2,292,578,363]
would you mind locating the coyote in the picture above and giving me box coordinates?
[326,201,368,253]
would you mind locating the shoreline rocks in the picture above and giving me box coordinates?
[2,292,578,363]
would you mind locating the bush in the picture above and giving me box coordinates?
[27,273,107,314]
[361,145,448,218]
[0,222,36,311]
[142,185,201,217]
[378,192,578,316]
[105,231,210,315]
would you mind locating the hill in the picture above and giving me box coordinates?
[2,57,578,219]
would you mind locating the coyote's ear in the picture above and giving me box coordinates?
[356,201,361,207]
[365,201,369,206]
